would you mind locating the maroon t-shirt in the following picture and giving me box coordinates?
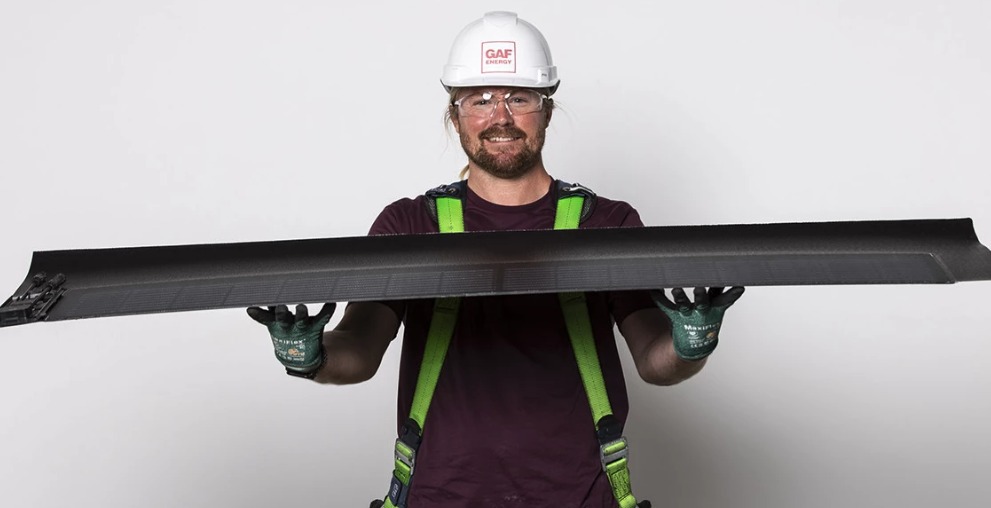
[367,181,654,507]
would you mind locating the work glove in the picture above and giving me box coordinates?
[247,303,335,376]
[650,287,744,361]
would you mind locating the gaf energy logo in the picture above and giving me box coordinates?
[481,41,516,74]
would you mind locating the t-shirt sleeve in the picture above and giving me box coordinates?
[599,200,657,325]
[609,290,656,328]
[352,198,421,321]
[368,197,417,236]
[589,198,646,230]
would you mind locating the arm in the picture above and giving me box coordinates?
[619,286,745,386]
[248,203,409,383]
[619,307,707,386]
[313,302,400,385]
[247,301,401,385]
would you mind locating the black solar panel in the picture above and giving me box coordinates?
[2,219,990,327]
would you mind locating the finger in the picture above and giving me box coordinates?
[273,304,293,328]
[295,303,309,322]
[246,306,274,325]
[649,289,677,311]
[712,286,745,307]
[708,287,725,300]
[693,287,709,311]
[672,288,692,312]
[314,302,337,325]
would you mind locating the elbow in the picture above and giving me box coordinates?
[312,337,386,385]
[313,360,378,385]
[314,368,374,385]
[637,357,707,386]
[638,369,686,386]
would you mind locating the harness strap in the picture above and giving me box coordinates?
[383,194,465,508]
[554,193,639,508]
[428,183,466,233]
[383,180,640,508]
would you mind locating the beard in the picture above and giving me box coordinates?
[460,125,546,179]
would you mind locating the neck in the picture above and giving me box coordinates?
[465,164,553,206]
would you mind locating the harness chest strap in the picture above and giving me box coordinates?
[382,181,640,508]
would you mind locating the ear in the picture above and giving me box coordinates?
[544,107,553,127]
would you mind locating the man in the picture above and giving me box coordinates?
[248,12,743,508]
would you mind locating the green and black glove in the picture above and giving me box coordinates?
[247,303,336,378]
[650,287,744,361]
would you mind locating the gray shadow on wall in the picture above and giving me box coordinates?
[621,360,796,508]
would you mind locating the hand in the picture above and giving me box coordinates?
[650,287,744,361]
[247,303,336,374]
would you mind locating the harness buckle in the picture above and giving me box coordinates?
[394,438,416,475]
[387,439,417,507]
[599,437,630,472]
[562,183,594,195]
[384,418,423,507]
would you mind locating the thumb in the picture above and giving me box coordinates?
[712,286,746,308]
[314,302,337,326]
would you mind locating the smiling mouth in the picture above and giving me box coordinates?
[479,126,526,144]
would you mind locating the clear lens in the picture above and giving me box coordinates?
[454,90,546,117]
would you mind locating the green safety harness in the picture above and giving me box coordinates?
[379,181,647,508]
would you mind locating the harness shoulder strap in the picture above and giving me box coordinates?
[424,181,467,230]
[383,180,642,508]
[554,192,640,508]
[383,184,465,508]
[555,180,597,225]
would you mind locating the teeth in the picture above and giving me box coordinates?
[486,137,517,142]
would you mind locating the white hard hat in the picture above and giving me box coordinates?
[441,11,559,95]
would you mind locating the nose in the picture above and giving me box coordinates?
[488,98,515,125]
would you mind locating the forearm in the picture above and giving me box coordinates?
[312,329,385,384]
[619,307,708,386]
[311,302,399,385]
[637,334,707,386]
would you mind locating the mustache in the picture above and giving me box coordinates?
[478,126,527,140]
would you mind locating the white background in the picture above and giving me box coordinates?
[1,1,989,506]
